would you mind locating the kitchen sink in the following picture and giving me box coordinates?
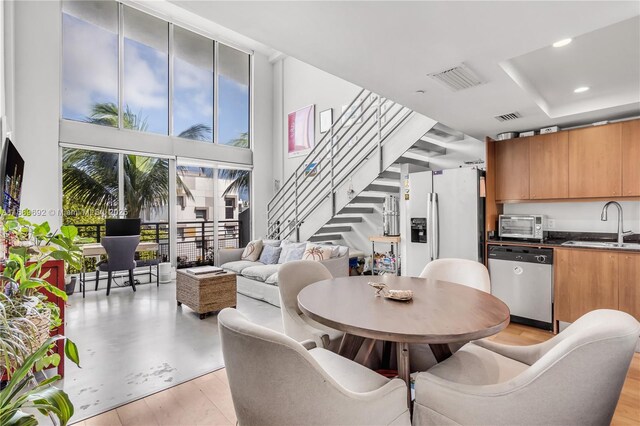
[561,241,640,250]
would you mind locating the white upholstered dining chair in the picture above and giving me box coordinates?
[419,258,491,293]
[278,260,344,351]
[412,309,640,426]
[411,258,492,372]
[218,308,411,426]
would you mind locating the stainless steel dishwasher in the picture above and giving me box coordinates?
[488,245,553,330]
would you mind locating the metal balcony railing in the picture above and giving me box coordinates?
[267,90,413,241]
[74,220,241,270]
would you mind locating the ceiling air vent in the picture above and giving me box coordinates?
[494,112,522,122]
[428,64,484,91]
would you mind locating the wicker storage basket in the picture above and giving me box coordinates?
[176,271,237,319]
[0,309,51,371]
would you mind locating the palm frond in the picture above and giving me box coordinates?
[178,124,212,141]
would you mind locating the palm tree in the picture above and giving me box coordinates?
[62,103,210,220]
[218,132,250,197]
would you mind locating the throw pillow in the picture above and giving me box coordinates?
[302,243,333,262]
[259,245,282,265]
[262,239,282,247]
[278,240,307,263]
[241,239,263,261]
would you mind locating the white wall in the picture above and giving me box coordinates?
[503,201,640,234]
[12,0,61,227]
[250,52,273,238]
[273,57,361,184]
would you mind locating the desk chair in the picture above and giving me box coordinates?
[96,235,140,296]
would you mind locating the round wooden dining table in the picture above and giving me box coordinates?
[297,275,510,407]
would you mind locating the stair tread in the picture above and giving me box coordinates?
[365,184,400,193]
[352,196,385,203]
[396,156,430,169]
[317,226,352,233]
[378,171,401,180]
[309,234,343,242]
[328,217,363,223]
[339,207,375,214]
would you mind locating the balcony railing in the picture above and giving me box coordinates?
[74,220,242,270]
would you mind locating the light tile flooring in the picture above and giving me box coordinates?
[74,323,640,426]
[61,281,282,423]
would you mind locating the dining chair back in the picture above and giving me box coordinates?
[96,235,140,296]
[419,258,490,293]
[218,308,410,426]
[413,309,640,426]
[278,260,343,349]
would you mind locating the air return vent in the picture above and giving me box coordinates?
[428,64,484,91]
[494,112,522,122]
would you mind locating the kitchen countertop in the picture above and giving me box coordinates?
[487,231,640,253]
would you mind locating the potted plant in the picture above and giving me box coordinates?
[0,211,85,425]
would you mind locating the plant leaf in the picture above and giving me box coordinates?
[26,387,74,426]
[4,410,38,426]
[64,339,81,367]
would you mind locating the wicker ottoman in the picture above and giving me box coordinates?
[176,270,237,319]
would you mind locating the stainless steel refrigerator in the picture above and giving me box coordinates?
[404,167,485,277]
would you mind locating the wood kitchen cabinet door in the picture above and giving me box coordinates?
[495,138,530,201]
[555,248,618,323]
[621,119,640,196]
[529,132,569,199]
[568,123,622,198]
[619,252,640,321]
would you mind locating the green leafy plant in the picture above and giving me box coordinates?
[0,335,80,426]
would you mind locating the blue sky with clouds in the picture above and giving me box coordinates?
[62,13,249,144]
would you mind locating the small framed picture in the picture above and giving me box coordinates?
[304,162,319,178]
[342,104,363,127]
[319,108,333,134]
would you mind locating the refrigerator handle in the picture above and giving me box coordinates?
[432,193,439,260]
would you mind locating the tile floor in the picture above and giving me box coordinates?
[60,281,282,423]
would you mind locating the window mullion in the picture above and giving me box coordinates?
[213,40,219,145]
[118,3,124,130]
[168,22,174,137]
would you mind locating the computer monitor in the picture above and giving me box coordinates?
[105,218,141,236]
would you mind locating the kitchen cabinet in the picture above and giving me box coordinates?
[495,137,529,201]
[568,123,622,198]
[621,120,640,196]
[529,132,569,199]
[619,252,640,320]
[555,248,618,323]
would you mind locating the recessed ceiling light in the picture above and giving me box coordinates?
[574,86,590,93]
[415,90,425,94]
[553,38,572,48]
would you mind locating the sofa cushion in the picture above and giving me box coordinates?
[221,260,263,274]
[241,239,263,261]
[265,272,279,285]
[302,243,334,261]
[242,264,281,282]
[259,245,282,265]
[278,240,307,263]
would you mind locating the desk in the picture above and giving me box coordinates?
[298,275,510,407]
[80,242,159,297]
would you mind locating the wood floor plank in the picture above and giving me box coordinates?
[143,386,188,426]
[84,409,123,426]
[116,398,158,426]
[169,380,231,426]
[74,324,640,426]
[194,373,237,424]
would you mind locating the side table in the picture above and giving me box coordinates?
[176,270,237,319]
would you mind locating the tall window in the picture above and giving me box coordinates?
[61,3,251,148]
[173,27,214,141]
[62,1,118,125]
[123,6,169,135]
[218,44,250,147]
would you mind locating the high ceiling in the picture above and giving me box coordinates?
[168,1,640,140]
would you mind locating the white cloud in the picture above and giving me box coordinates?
[62,14,118,116]
[123,41,168,110]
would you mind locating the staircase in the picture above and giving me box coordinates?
[267,89,448,244]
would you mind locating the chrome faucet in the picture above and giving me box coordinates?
[601,201,633,245]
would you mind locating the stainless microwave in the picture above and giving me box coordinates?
[499,214,546,241]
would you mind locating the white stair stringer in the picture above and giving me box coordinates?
[297,113,437,242]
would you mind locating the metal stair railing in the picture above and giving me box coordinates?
[267,90,413,241]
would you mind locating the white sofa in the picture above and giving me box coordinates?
[218,242,349,307]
